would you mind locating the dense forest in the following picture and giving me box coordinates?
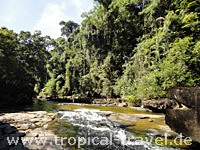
[0,0,199,106]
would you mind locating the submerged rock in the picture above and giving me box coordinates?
[112,121,133,128]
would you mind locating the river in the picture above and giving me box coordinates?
[2,99,196,149]
[58,109,178,150]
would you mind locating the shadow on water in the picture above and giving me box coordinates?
[0,99,58,113]
[24,99,58,111]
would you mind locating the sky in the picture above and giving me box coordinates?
[0,0,95,38]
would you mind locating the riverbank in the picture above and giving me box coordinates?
[0,111,68,149]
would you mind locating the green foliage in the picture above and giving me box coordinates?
[2,0,199,106]
[125,95,141,107]
[59,20,80,37]
[0,28,51,106]
[118,0,200,100]
[39,0,200,104]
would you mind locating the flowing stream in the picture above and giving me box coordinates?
[59,109,177,150]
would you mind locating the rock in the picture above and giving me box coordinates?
[166,87,200,143]
[0,138,8,149]
[3,125,17,134]
[148,119,153,122]
[30,123,36,129]
[106,104,116,107]
[108,113,162,125]
[0,123,10,129]
[8,132,26,138]
[41,117,52,123]
[112,121,133,128]
[28,111,47,115]
[0,111,66,149]
[142,98,177,113]
[98,111,113,117]
[25,130,38,137]
[167,87,200,108]
[158,125,176,137]
[25,129,32,134]
[35,122,42,126]
[19,124,30,130]
[130,106,152,112]
[43,124,48,129]
[10,143,28,150]
[166,109,200,143]
[29,118,40,123]
[118,102,128,107]
[0,123,26,150]
[148,129,160,136]
[73,97,92,104]
[25,128,67,150]
[139,116,150,119]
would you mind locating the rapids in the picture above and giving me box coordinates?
[59,109,178,150]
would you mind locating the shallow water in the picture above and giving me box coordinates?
[2,99,196,149]
[59,109,178,150]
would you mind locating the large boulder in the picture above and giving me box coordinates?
[167,87,200,108]
[142,98,177,113]
[165,109,200,143]
[166,87,200,143]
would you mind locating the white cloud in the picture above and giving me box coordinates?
[33,3,66,38]
[33,0,94,38]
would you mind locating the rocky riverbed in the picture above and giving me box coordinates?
[0,109,179,150]
[1,100,194,150]
[0,111,68,150]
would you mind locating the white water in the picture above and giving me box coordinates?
[59,109,178,150]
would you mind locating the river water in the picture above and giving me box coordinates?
[58,109,178,150]
[4,99,195,149]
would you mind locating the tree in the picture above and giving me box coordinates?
[0,28,34,105]
[118,0,200,100]
[59,20,80,37]
[17,30,52,93]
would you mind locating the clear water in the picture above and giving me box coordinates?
[59,109,178,150]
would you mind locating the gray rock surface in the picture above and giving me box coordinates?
[0,111,68,149]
